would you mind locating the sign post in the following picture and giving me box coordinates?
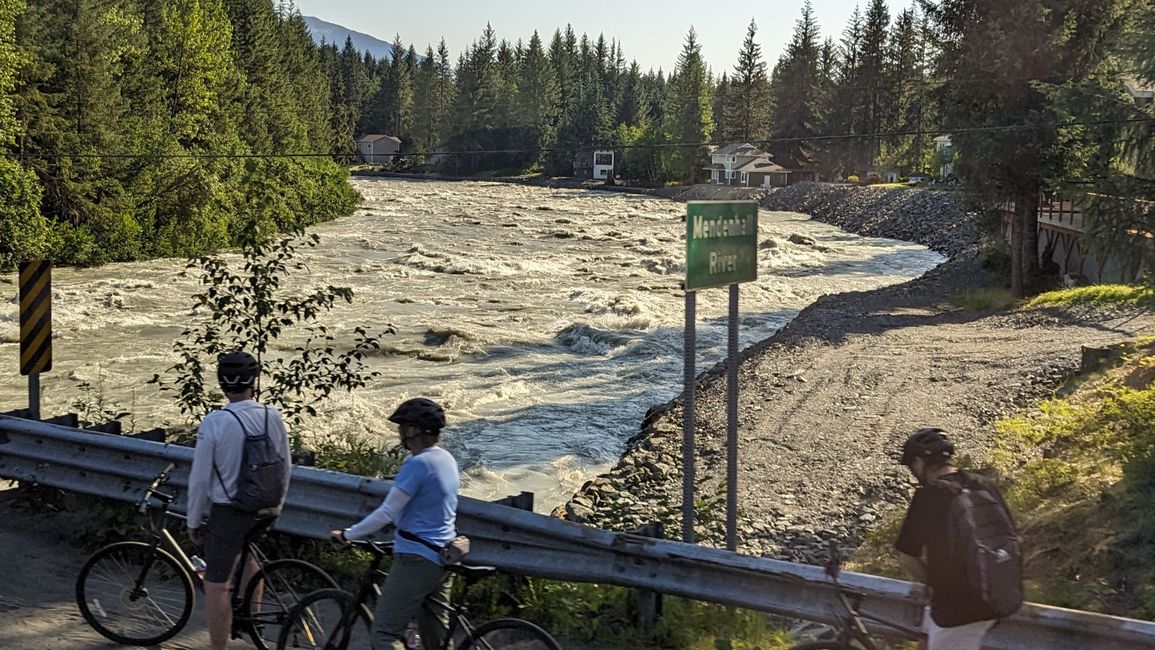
[683,201,758,549]
[19,261,52,419]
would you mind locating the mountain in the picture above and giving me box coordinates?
[302,16,397,62]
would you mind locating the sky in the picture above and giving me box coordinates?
[291,0,873,74]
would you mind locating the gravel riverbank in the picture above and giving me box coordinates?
[552,182,1155,565]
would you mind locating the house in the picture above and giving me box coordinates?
[703,143,792,188]
[357,134,401,164]
[1124,79,1154,109]
[933,135,954,178]
[574,150,617,179]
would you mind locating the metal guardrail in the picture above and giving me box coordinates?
[3,414,1155,649]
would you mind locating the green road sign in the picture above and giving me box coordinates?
[685,201,758,291]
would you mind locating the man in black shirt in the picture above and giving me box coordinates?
[895,428,1003,649]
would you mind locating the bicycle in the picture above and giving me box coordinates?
[75,463,338,648]
[787,541,925,650]
[277,537,562,650]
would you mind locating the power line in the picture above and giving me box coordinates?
[5,117,1153,160]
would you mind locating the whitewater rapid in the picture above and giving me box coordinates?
[0,179,944,510]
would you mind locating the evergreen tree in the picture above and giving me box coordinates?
[544,26,578,175]
[822,6,862,177]
[516,31,558,164]
[667,28,713,184]
[337,35,371,143]
[727,19,771,144]
[616,61,643,126]
[1054,0,1154,280]
[712,72,734,142]
[769,0,823,169]
[223,0,286,152]
[279,7,333,153]
[857,0,892,171]
[886,7,932,176]
[0,0,49,269]
[923,0,1130,296]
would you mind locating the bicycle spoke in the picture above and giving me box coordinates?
[76,543,194,646]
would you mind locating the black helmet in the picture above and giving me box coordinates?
[217,351,260,390]
[388,398,446,434]
[900,427,955,466]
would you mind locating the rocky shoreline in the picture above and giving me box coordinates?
[549,182,1148,566]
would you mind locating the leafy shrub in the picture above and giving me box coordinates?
[151,222,393,455]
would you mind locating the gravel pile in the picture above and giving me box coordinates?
[760,182,980,258]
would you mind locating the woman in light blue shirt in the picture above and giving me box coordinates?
[331,398,459,650]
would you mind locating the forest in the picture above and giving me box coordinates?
[0,0,1152,277]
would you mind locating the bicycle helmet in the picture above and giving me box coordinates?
[388,397,446,434]
[217,351,260,390]
[899,427,955,466]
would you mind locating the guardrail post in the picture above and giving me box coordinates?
[633,521,664,629]
[494,491,534,511]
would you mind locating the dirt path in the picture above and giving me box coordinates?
[565,259,1155,562]
[0,482,214,649]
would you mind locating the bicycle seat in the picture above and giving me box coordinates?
[447,564,497,581]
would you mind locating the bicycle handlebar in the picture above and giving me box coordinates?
[136,463,177,514]
[346,538,395,556]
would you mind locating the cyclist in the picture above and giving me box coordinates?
[187,351,292,650]
[894,427,1012,650]
[331,397,459,650]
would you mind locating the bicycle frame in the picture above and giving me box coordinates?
[324,541,494,650]
[807,541,923,649]
[131,465,268,619]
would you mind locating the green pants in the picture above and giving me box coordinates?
[372,553,450,650]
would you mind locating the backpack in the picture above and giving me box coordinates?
[938,472,1024,618]
[214,407,288,514]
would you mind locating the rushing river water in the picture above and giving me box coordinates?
[0,179,944,510]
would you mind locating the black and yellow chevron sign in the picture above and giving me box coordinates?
[19,261,52,376]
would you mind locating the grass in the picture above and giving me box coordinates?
[951,287,1019,312]
[1027,284,1155,309]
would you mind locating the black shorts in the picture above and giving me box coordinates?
[202,504,273,583]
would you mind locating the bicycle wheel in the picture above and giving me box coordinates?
[459,618,562,650]
[277,588,373,650]
[243,558,339,650]
[75,541,195,646]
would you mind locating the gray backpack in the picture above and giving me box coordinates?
[214,407,287,513]
[939,472,1024,618]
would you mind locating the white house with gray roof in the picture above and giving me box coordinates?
[704,143,792,188]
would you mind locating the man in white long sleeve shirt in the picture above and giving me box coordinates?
[331,397,459,650]
[187,351,291,650]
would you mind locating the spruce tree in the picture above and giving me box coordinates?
[922,0,1128,295]
[728,19,771,144]
[769,1,823,169]
[667,28,713,184]
[1054,1,1153,280]
[516,31,558,165]
[886,7,931,176]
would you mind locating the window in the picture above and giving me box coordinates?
[595,152,614,166]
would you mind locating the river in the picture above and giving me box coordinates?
[0,179,944,510]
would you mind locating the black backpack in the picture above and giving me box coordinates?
[214,407,288,513]
[938,472,1024,618]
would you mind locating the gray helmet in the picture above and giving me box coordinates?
[900,427,955,466]
[217,351,260,390]
[388,398,446,434]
